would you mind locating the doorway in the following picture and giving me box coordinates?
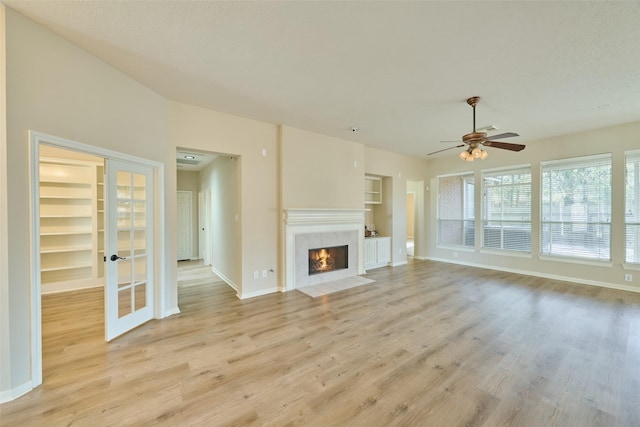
[29,131,165,387]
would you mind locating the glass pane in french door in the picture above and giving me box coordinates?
[116,170,148,319]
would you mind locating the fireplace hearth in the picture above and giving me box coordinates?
[309,245,348,275]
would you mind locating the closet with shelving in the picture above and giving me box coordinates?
[39,147,105,293]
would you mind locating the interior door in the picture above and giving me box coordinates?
[105,159,154,341]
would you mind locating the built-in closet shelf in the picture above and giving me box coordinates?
[41,246,92,253]
[41,215,92,219]
[365,175,382,204]
[41,231,92,236]
[39,157,104,286]
[40,264,93,272]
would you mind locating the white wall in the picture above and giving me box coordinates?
[3,7,176,399]
[425,121,640,292]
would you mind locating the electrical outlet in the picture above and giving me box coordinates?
[262,270,267,278]
[625,273,633,282]
[254,271,259,279]
[453,251,458,258]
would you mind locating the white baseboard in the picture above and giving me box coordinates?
[0,380,33,404]
[210,266,237,292]
[391,260,408,267]
[162,307,181,317]
[237,287,278,300]
[425,256,640,294]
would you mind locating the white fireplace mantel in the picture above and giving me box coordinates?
[283,208,367,291]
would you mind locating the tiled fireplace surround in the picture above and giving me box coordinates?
[283,209,366,290]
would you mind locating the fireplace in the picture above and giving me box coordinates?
[309,245,348,276]
[283,209,366,290]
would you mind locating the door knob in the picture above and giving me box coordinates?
[110,254,126,261]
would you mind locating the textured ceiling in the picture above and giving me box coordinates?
[5,1,640,158]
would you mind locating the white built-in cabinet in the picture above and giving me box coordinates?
[39,157,104,291]
[364,236,391,270]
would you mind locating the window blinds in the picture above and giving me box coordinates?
[437,173,474,247]
[625,151,640,264]
[482,167,531,252]
[541,154,611,261]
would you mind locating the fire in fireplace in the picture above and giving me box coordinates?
[308,245,348,276]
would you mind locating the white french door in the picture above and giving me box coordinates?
[105,159,154,341]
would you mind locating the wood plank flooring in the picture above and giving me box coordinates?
[2,259,640,426]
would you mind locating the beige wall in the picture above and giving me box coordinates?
[280,125,365,209]
[169,102,279,298]
[364,146,428,265]
[0,4,10,397]
[177,170,200,259]
[425,120,640,292]
[199,156,241,290]
[4,1,640,403]
[3,8,174,396]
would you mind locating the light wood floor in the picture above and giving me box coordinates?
[2,260,640,426]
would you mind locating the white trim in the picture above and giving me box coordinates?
[481,163,532,175]
[238,287,278,300]
[426,257,639,294]
[435,170,474,179]
[538,254,613,268]
[28,131,169,394]
[0,380,33,404]
[540,152,611,168]
[436,244,475,253]
[391,260,408,267]
[622,263,640,272]
[211,265,238,293]
[163,307,181,317]
[480,248,532,259]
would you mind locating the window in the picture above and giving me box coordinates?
[437,172,474,247]
[541,154,611,261]
[625,151,640,264]
[482,167,531,252]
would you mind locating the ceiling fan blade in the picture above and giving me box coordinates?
[487,132,519,140]
[483,141,526,152]
[428,144,465,155]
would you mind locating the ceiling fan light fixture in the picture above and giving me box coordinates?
[471,147,482,158]
[480,149,489,159]
[459,150,469,160]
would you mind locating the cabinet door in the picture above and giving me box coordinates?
[364,239,378,266]
[377,238,391,263]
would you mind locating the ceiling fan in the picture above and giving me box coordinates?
[428,96,525,161]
